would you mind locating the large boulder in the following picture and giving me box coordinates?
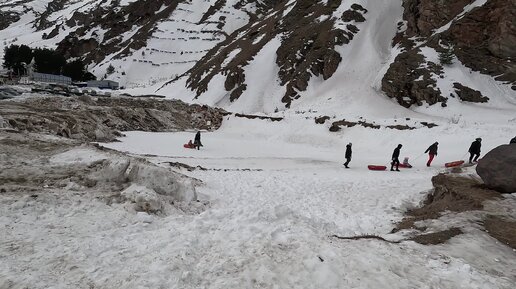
[476,144,516,193]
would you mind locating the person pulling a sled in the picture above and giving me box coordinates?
[468,138,482,164]
[344,143,352,168]
[194,131,203,150]
[391,144,402,171]
[425,142,438,167]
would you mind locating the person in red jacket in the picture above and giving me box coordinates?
[425,142,438,167]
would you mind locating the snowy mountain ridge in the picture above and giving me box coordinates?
[0,0,515,115]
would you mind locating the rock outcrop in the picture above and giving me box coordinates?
[453,83,489,103]
[0,95,227,142]
[382,0,516,107]
[175,0,369,107]
[476,144,516,194]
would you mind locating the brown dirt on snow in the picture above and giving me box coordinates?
[408,227,463,245]
[391,173,516,249]
[394,173,501,232]
[484,216,516,249]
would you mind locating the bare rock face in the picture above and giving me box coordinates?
[476,144,516,194]
[383,0,516,107]
[0,11,20,30]
[176,0,368,108]
[453,83,489,103]
[56,0,181,64]
[382,47,446,107]
[445,0,516,84]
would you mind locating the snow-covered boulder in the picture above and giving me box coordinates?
[90,157,197,202]
[476,144,516,194]
[127,162,197,202]
[121,184,162,213]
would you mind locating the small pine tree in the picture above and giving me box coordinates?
[439,45,454,66]
[106,64,115,75]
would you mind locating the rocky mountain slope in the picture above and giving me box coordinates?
[0,0,514,113]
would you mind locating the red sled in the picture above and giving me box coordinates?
[368,165,387,171]
[398,163,413,168]
[183,141,195,149]
[445,160,464,168]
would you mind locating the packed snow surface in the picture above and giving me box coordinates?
[2,112,515,288]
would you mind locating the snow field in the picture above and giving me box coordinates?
[92,115,516,287]
[2,114,515,288]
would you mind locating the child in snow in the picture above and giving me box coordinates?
[402,157,412,168]
[184,140,195,149]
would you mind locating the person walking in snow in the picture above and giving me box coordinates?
[510,137,516,144]
[194,131,203,150]
[425,142,438,167]
[344,143,352,168]
[468,138,482,163]
[391,144,402,171]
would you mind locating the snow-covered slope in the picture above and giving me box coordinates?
[1,0,515,117]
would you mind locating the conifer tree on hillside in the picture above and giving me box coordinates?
[439,45,454,66]
[3,44,33,75]
[2,44,95,81]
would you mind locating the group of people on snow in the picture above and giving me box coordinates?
[343,137,515,170]
[187,131,514,169]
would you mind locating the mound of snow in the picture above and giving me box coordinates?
[127,162,197,202]
[50,146,110,165]
[89,157,198,202]
[121,184,162,213]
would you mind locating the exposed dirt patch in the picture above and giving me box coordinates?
[314,116,331,124]
[408,228,463,245]
[234,113,283,122]
[386,124,415,130]
[0,95,227,142]
[328,119,419,132]
[484,216,516,249]
[332,227,464,245]
[421,122,438,128]
[164,161,263,172]
[394,174,501,232]
[329,119,380,131]
[391,173,516,250]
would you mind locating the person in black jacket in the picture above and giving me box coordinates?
[391,144,402,171]
[425,142,438,167]
[510,137,516,144]
[344,143,352,168]
[194,131,203,150]
[468,138,481,163]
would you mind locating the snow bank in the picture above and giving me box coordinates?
[121,184,162,213]
[52,146,198,205]
[127,161,197,202]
